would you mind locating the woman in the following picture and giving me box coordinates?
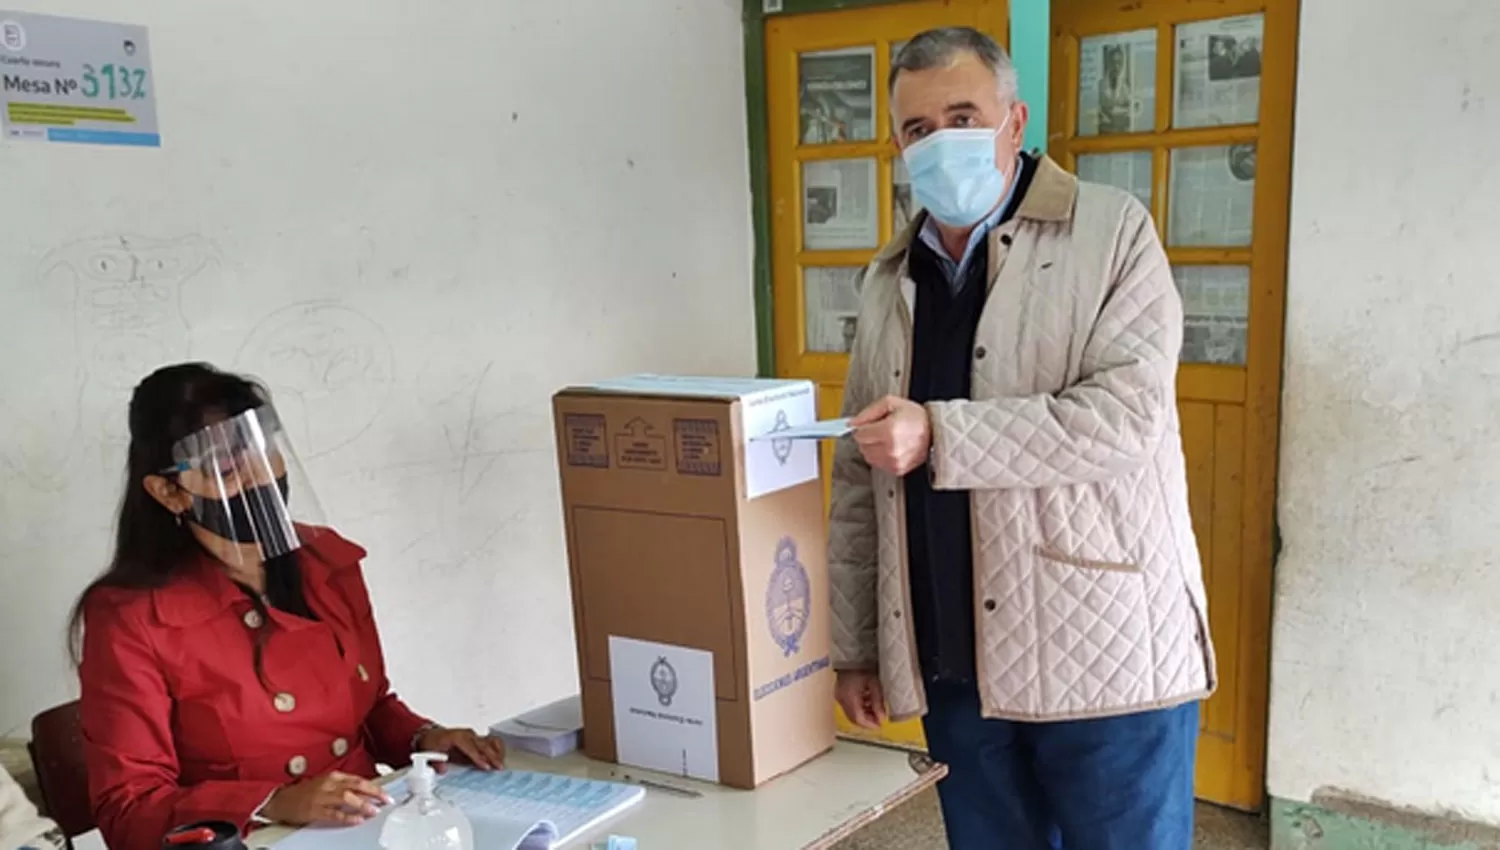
[0,764,64,850]
[71,363,505,850]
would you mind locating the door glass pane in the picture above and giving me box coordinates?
[804,267,864,354]
[1173,14,1264,129]
[803,158,879,251]
[800,47,876,144]
[1174,265,1249,365]
[1078,29,1157,137]
[892,157,921,234]
[1076,151,1153,209]
[1168,144,1255,247]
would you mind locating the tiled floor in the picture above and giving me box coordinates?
[831,788,1269,849]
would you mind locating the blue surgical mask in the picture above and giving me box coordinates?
[902,117,1012,228]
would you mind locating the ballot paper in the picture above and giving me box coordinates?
[490,695,584,758]
[271,768,644,850]
[748,417,853,441]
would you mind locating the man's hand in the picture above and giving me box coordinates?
[835,671,888,730]
[850,395,932,476]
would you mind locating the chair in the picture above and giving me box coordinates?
[28,701,93,847]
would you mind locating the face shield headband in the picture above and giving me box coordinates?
[163,405,320,561]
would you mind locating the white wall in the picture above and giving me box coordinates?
[1269,0,1500,822]
[0,0,754,737]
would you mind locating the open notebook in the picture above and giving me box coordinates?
[271,767,645,850]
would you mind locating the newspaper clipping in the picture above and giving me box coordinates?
[800,47,876,144]
[1169,144,1255,247]
[804,158,879,251]
[1174,14,1263,129]
[1078,29,1157,136]
[804,267,864,354]
[1175,266,1249,365]
[1076,151,1154,210]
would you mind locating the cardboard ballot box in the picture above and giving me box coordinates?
[551,375,836,789]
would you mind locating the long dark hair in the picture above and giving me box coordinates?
[68,363,315,682]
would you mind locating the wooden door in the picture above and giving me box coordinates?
[765,0,1009,750]
[1049,0,1298,811]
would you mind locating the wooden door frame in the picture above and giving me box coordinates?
[744,0,1050,378]
[1046,0,1296,810]
[756,0,1013,753]
[742,0,917,380]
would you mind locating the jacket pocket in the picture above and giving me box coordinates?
[1035,475,1146,566]
[1031,548,1152,710]
[1034,545,1141,573]
[173,697,242,775]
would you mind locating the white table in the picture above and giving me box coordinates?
[250,739,945,850]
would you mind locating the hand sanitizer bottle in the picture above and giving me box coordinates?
[378,752,474,850]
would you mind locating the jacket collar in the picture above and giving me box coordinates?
[874,153,1078,268]
[1013,154,1079,222]
[151,526,366,628]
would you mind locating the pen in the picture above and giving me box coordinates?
[163,827,217,845]
[618,773,703,798]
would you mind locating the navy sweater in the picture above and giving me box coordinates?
[902,155,1038,684]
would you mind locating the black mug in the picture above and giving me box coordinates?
[161,820,248,850]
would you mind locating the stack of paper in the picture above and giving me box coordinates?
[490,695,584,759]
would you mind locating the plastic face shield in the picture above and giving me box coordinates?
[166,405,326,562]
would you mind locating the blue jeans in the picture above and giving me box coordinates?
[921,681,1199,850]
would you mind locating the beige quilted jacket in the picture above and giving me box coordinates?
[828,156,1216,723]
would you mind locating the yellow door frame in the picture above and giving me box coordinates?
[761,0,1010,750]
[1048,0,1297,810]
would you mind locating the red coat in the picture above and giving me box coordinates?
[78,528,433,850]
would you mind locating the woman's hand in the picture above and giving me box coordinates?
[261,771,392,827]
[415,726,506,770]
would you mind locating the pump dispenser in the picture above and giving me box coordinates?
[378,752,474,850]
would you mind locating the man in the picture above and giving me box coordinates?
[1,764,65,850]
[1234,37,1263,78]
[828,27,1215,850]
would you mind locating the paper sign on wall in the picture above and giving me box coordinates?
[0,11,160,146]
[608,636,719,783]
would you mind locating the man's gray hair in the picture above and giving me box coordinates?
[889,27,1018,100]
